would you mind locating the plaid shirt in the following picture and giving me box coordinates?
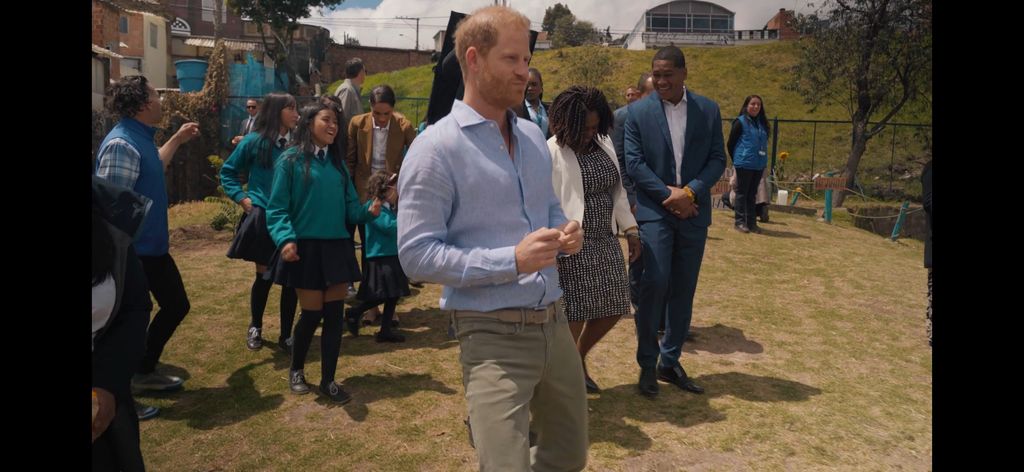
[96,138,142,189]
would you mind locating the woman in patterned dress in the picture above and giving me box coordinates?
[548,85,641,393]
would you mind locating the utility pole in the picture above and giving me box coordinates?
[396,16,420,50]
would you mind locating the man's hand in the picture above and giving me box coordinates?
[231,135,244,145]
[662,186,698,219]
[240,197,253,214]
[174,122,201,145]
[281,242,300,262]
[92,388,116,443]
[626,233,642,263]
[556,220,583,256]
[515,227,563,274]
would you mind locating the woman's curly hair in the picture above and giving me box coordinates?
[548,85,613,153]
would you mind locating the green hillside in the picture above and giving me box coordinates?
[331,43,932,201]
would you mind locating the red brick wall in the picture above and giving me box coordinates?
[92,2,118,46]
[324,44,433,84]
[766,10,800,41]
[92,1,122,78]
[120,14,146,58]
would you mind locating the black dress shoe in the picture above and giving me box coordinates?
[638,367,659,396]
[584,374,601,394]
[657,365,705,394]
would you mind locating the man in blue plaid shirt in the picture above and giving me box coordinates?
[95,75,199,421]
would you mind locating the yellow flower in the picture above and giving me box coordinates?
[779,151,789,161]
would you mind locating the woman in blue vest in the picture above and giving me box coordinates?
[727,95,770,233]
[220,92,301,352]
[265,102,381,404]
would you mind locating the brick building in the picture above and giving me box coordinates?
[324,44,433,84]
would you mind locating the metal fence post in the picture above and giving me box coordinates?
[811,122,817,179]
[890,200,910,240]
[770,116,779,175]
[889,126,897,193]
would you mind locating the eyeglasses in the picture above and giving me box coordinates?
[246,105,257,109]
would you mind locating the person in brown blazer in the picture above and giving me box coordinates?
[346,84,416,326]
[346,85,416,204]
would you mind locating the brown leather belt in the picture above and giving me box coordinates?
[451,303,558,324]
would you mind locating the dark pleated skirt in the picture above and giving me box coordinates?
[266,238,361,290]
[356,255,410,301]
[226,205,276,265]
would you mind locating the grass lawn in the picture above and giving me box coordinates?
[140,202,931,470]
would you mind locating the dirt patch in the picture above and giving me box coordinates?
[170,225,234,251]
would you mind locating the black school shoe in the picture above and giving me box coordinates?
[246,326,263,350]
[289,369,310,395]
[320,382,352,404]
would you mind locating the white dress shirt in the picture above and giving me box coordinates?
[662,87,687,186]
[372,120,390,172]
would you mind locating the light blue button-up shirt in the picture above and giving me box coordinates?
[397,100,568,312]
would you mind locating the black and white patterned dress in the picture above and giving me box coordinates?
[557,145,630,321]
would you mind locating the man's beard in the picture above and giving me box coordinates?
[475,64,524,111]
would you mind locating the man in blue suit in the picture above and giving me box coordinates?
[624,46,726,397]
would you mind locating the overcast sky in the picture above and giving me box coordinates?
[299,0,816,50]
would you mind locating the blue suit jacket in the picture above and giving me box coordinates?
[623,90,726,227]
[611,106,637,207]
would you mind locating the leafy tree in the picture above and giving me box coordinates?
[788,0,931,206]
[552,16,600,47]
[227,0,346,94]
[542,3,572,34]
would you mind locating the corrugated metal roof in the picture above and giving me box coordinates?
[92,44,124,60]
[183,37,263,52]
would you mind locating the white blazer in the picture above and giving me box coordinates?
[549,134,638,236]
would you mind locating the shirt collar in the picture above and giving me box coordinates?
[373,119,390,131]
[662,86,688,107]
[276,132,290,147]
[313,145,328,160]
[451,100,518,130]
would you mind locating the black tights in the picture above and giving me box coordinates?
[250,274,298,340]
[350,298,398,333]
[290,300,344,387]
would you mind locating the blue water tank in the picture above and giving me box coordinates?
[174,59,209,92]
